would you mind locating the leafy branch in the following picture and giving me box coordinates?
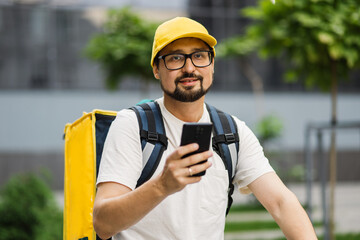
[85,7,159,89]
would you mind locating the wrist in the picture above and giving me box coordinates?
[148,176,169,199]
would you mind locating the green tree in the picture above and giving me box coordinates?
[0,173,63,240]
[218,0,360,89]
[218,1,360,239]
[255,114,283,147]
[85,7,159,89]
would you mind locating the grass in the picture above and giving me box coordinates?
[225,220,322,232]
[225,220,279,232]
[228,202,310,214]
[228,203,266,213]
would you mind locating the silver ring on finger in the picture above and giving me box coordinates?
[188,167,193,177]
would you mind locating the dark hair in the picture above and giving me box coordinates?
[153,53,160,68]
[203,42,214,60]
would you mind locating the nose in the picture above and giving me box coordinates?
[182,57,196,73]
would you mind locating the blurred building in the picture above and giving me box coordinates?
[0,0,359,189]
[1,0,359,91]
[0,0,187,90]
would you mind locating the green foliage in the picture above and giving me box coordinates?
[272,160,306,182]
[255,114,283,145]
[287,164,305,181]
[218,0,360,91]
[0,173,62,240]
[85,7,159,89]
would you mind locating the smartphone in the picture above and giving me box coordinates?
[180,123,213,176]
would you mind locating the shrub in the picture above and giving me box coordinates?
[0,172,62,240]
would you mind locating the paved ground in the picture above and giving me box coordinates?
[55,182,360,239]
[228,182,360,239]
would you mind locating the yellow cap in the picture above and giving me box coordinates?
[151,17,217,67]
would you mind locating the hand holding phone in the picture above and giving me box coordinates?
[180,123,212,176]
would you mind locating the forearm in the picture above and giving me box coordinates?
[249,173,317,240]
[93,144,212,239]
[269,190,317,240]
[93,177,167,239]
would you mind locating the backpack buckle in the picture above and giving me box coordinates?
[147,132,158,141]
[225,133,236,143]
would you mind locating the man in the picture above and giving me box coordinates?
[93,17,317,240]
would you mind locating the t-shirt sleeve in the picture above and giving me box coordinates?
[96,109,143,190]
[233,117,275,194]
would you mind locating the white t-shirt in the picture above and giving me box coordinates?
[97,98,274,240]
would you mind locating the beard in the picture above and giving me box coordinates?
[160,73,212,102]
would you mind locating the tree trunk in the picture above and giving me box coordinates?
[329,60,337,240]
[239,58,265,119]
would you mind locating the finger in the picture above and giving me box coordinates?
[184,176,202,184]
[168,143,199,160]
[187,166,194,177]
[185,160,212,177]
[182,150,213,168]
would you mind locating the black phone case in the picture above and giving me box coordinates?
[180,123,213,176]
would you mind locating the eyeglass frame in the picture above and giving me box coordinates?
[157,50,214,70]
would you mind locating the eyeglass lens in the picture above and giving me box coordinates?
[164,51,211,70]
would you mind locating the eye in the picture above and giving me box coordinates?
[193,52,205,59]
[168,54,183,62]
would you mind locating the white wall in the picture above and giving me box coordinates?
[0,90,359,152]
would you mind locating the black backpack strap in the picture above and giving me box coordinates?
[131,101,168,188]
[206,104,239,215]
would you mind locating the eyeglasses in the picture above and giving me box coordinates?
[158,50,213,70]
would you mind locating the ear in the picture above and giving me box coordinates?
[211,58,215,74]
[153,65,160,80]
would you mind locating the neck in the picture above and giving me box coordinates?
[163,94,205,122]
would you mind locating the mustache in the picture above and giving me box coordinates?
[175,73,203,85]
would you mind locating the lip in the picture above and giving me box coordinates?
[179,78,199,86]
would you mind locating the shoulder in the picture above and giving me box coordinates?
[207,107,261,149]
[114,108,138,124]
[230,115,248,134]
[108,108,139,136]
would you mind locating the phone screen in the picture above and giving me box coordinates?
[180,123,212,176]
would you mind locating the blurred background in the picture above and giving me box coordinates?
[0,0,359,239]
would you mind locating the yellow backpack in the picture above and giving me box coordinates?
[63,101,168,240]
[63,102,239,240]
[63,109,117,240]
